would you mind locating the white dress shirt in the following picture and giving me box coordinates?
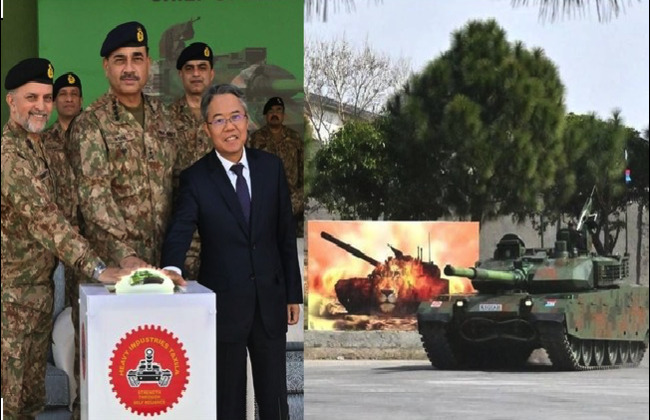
[216,149,251,199]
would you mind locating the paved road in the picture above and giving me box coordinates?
[305,353,649,420]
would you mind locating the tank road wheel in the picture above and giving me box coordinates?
[628,341,643,365]
[579,340,593,366]
[632,334,649,365]
[605,341,619,365]
[635,333,650,365]
[592,341,605,366]
[536,322,582,370]
[618,340,631,364]
[568,335,582,366]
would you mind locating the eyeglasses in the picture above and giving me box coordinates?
[209,114,247,127]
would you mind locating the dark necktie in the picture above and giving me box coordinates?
[230,163,251,224]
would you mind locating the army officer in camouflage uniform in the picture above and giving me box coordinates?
[1,58,126,420]
[68,21,178,270]
[168,42,216,279]
[44,72,83,227]
[249,96,304,234]
[43,72,87,418]
[44,71,84,297]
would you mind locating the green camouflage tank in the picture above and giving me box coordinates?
[417,193,649,371]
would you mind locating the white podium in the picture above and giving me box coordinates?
[80,282,216,419]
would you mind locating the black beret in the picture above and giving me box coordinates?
[53,72,83,98]
[100,21,148,58]
[263,97,284,114]
[176,42,214,70]
[5,58,54,90]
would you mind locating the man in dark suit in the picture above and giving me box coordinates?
[161,84,302,420]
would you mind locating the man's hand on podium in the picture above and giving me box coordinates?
[162,269,187,287]
[97,267,133,284]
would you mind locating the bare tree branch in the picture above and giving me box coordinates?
[304,36,411,143]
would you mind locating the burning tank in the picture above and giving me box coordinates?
[417,191,649,370]
[321,232,448,316]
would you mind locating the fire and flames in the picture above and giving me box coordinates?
[307,221,479,331]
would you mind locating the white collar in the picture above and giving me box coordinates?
[215,148,249,173]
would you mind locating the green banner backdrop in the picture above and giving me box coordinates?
[37,0,303,132]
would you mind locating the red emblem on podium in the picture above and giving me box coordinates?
[109,325,190,416]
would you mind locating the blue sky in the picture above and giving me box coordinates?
[306,0,649,132]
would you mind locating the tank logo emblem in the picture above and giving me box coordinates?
[478,303,502,311]
[109,325,189,416]
[430,301,443,308]
[544,300,557,307]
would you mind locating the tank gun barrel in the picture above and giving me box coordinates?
[444,265,527,283]
[320,231,380,266]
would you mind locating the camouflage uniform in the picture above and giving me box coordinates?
[43,121,84,420]
[1,120,103,419]
[43,120,79,375]
[168,96,213,279]
[249,125,304,224]
[68,92,176,268]
[43,121,78,227]
[43,121,81,305]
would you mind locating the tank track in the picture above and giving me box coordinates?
[420,321,647,371]
[537,322,648,371]
[419,322,462,369]
[419,322,534,370]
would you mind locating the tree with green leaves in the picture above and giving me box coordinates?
[304,114,318,198]
[526,112,588,246]
[528,112,609,243]
[528,113,647,258]
[627,126,649,283]
[626,127,650,208]
[382,19,566,223]
[550,111,632,255]
[310,120,389,219]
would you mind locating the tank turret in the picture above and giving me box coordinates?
[417,189,648,371]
